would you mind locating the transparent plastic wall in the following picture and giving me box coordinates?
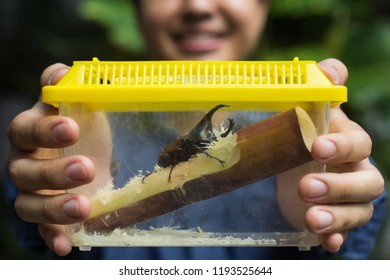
[59,101,330,251]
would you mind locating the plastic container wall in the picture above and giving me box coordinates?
[43,58,346,251]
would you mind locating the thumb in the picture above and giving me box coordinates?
[40,63,70,87]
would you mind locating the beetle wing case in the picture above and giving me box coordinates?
[42,58,347,251]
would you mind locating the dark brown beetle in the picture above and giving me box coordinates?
[143,104,234,183]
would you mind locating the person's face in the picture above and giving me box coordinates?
[138,0,269,60]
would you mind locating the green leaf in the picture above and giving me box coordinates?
[77,0,144,54]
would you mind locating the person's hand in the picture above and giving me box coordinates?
[299,59,385,252]
[7,64,95,256]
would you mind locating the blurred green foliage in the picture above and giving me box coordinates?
[77,0,144,54]
[264,0,390,180]
[1,0,389,259]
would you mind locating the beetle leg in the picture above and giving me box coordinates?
[143,165,175,183]
[191,142,225,167]
[141,174,148,184]
[168,165,175,183]
[221,118,235,138]
[141,171,153,184]
[204,150,225,166]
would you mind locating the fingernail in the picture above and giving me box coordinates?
[308,179,328,198]
[319,140,337,160]
[65,162,88,181]
[329,67,340,85]
[63,199,80,218]
[322,64,340,85]
[53,123,72,142]
[48,68,69,85]
[318,210,334,230]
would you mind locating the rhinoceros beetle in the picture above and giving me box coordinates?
[143,104,234,183]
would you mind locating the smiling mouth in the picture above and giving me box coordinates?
[172,32,223,53]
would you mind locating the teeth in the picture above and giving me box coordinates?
[182,33,215,41]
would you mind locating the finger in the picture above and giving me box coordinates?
[305,203,374,235]
[299,167,384,204]
[40,63,70,87]
[8,63,71,151]
[311,108,372,165]
[15,192,91,224]
[7,109,80,151]
[317,58,348,85]
[38,64,69,115]
[38,223,73,256]
[319,231,348,253]
[8,155,95,191]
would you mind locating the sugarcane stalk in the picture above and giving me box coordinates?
[83,106,316,232]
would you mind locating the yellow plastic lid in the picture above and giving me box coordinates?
[42,57,347,111]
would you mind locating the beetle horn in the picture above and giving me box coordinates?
[188,104,229,142]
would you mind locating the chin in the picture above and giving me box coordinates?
[175,50,236,61]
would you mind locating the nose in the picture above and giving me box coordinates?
[182,0,218,21]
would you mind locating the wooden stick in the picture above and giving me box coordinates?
[83,107,317,232]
